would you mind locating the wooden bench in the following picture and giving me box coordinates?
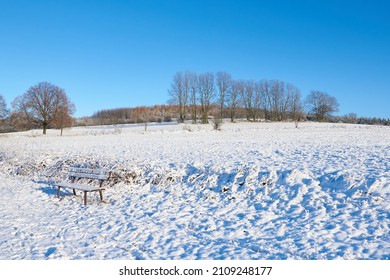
[53,167,110,205]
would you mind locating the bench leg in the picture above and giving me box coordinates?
[57,187,61,199]
[84,191,87,206]
[99,190,103,201]
[73,189,76,195]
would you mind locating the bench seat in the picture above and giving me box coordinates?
[56,182,104,192]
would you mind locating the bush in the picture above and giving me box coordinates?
[211,118,222,131]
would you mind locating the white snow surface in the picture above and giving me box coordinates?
[0,122,389,260]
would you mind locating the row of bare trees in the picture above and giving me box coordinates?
[0,82,75,134]
[169,71,308,125]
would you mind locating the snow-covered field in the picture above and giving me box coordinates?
[0,122,389,260]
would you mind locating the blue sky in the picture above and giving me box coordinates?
[0,0,389,118]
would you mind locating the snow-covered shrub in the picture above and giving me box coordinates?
[211,118,222,131]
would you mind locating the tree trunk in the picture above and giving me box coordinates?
[191,106,197,124]
[230,111,235,123]
[202,112,208,124]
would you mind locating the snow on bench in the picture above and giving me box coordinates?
[53,167,110,205]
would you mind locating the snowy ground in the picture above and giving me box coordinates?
[0,121,389,260]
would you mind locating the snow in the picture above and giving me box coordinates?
[0,122,389,259]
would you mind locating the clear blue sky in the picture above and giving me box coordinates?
[0,0,389,118]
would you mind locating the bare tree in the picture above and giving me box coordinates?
[269,80,285,121]
[305,90,339,122]
[0,95,9,120]
[188,72,198,124]
[141,110,150,132]
[51,94,75,136]
[12,82,75,134]
[227,80,241,122]
[182,71,191,121]
[289,87,304,128]
[241,80,258,121]
[198,72,215,124]
[258,79,271,120]
[216,71,231,121]
[279,82,293,121]
[253,81,266,121]
[0,95,10,132]
[168,71,189,123]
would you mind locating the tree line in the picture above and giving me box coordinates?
[84,103,390,127]
[88,105,176,125]
[1,77,389,134]
[168,71,342,126]
[89,70,389,128]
